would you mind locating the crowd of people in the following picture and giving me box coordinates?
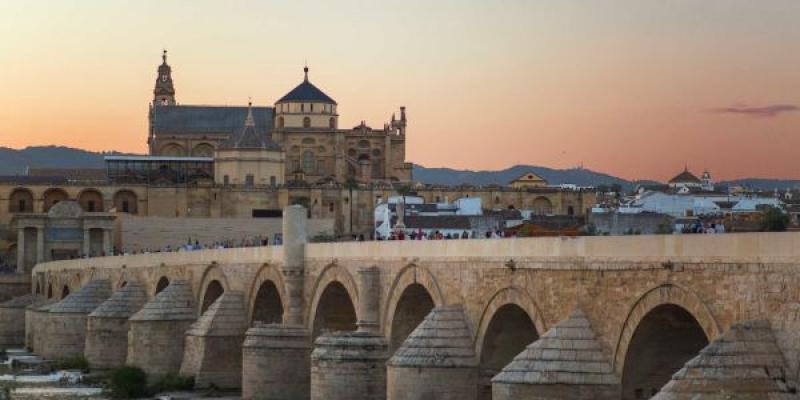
[116,234,283,256]
[376,229,514,241]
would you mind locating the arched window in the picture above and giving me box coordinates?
[277,117,284,128]
[302,151,314,173]
[329,117,336,129]
[303,117,311,128]
[301,103,305,112]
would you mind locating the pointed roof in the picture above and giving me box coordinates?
[89,281,148,319]
[49,280,111,314]
[493,308,619,386]
[653,320,795,399]
[387,305,477,368]
[669,167,702,184]
[129,280,195,321]
[219,102,282,151]
[276,67,336,105]
[186,292,247,337]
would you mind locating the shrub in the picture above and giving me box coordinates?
[109,366,148,399]
[56,356,89,371]
[148,372,194,394]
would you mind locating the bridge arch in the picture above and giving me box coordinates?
[474,287,544,400]
[615,283,720,399]
[382,264,445,351]
[197,264,229,315]
[154,276,170,295]
[247,264,286,326]
[308,263,359,340]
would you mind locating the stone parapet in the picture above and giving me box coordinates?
[242,324,311,400]
[492,308,621,400]
[0,294,42,349]
[653,320,796,399]
[127,280,195,377]
[85,281,147,369]
[40,280,111,360]
[180,291,247,389]
[310,331,388,400]
[387,305,478,400]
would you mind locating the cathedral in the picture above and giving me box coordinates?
[147,51,412,186]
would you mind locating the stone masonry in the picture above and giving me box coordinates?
[85,281,148,369]
[40,279,110,360]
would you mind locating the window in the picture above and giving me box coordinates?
[303,117,311,128]
[122,200,130,213]
[223,175,230,185]
[270,176,276,186]
[317,160,325,174]
[302,151,314,173]
[18,200,26,212]
[245,174,255,187]
[292,160,300,172]
[310,103,314,112]
[87,201,96,212]
[329,117,336,129]
[567,206,575,216]
[301,103,305,112]
[329,202,334,213]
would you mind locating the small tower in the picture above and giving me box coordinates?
[701,170,714,191]
[153,50,176,106]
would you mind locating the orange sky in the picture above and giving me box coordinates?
[1,1,799,181]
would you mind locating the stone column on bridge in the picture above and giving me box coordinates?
[310,266,389,400]
[242,205,312,399]
[386,305,479,400]
[282,204,307,325]
[491,308,621,400]
[84,281,148,369]
[16,227,25,274]
[39,280,112,361]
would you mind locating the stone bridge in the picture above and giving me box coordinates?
[7,206,800,399]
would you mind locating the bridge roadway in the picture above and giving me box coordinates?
[13,206,800,399]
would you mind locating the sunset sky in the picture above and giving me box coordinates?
[1,1,798,181]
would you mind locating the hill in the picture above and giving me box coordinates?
[412,164,635,189]
[0,146,130,175]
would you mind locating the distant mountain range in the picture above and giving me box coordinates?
[1,146,798,191]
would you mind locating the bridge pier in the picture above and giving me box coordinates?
[40,280,111,361]
[127,280,195,378]
[26,298,56,352]
[84,281,147,369]
[180,291,248,389]
[310,266,388,400]
[242,324,311,400]
[491,308,621,400]
[0,294,43,349]
[387,305,478,400]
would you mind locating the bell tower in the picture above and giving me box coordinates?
[153,50,176,106]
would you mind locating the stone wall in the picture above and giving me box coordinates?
[116,214,335,252]
[590,211,674,235]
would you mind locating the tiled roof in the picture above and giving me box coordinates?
[276,70,336,104]
[49,280,111,314]
[669,170,702,184]
[89,281,148,319]
[403,215,472,230]
[653,320,794,399]
[186,292,247,337]
[388,305,477,368]
[151,105,273,136]
[219,106,282,151]
[493,308,619,385]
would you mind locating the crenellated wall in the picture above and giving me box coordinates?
[20,212,800,398]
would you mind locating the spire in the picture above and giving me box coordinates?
[244,100,255,127]
[162,49,167,64]
[154,50,176,106]
[304,64,309,82]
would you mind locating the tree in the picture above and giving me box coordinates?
[760,206,789,232]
